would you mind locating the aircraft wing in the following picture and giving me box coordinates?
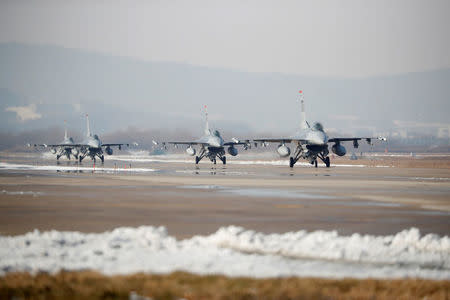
[102,143,131,148]
[166,142,209,146]
[328,136,387,145]
[253,138,308,144]
[35,143,133,149]
[223,138,251,147]
[223,142,249,146]
[31,143,77,148]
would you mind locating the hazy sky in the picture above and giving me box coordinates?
[1,0,449,78]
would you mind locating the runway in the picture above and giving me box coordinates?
[0,151,449,279]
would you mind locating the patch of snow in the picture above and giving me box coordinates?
[0,162,156,174]
[112,155,388,167]
[1,226,449,280]
[1,190,42,197]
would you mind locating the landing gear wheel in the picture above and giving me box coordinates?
[289,157,295,168]
[213,158,217,165]
[56,155,60,161]
[93,157,96,163]
[325,156,330,168]
[100,155,104,163]
[314,159,318,168]
[195,156,200,164]
[79,156,83,162]
[222,156,226,165]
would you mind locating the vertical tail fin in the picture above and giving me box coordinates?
[204,105,210,135]
[86,114,91,137]
[299,90,309,129]
[64,120,68,140]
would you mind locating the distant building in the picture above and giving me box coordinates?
[437,127,450,139]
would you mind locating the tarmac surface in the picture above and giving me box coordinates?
[0,152,449,238]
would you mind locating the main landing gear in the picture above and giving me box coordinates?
[79,154,104,163]
[317,153,330,168]
[289,144,303,168]
[92,155,105,163]
[195,148,226,165]
[289,144,331,168]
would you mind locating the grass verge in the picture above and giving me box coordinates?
[0,271,449,300]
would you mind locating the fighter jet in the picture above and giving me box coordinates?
[254,91,386,168]
[161,106,250,164]
[76,114,131,163]
[30,121,80,160]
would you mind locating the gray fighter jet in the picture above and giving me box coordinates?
[76,114,131,163]
[161,106,250,164]
[254,91,386,168]
[30,121,80,160]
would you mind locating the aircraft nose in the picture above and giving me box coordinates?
[210,137,223,147]
[311,132,327,145]
[90,140,100,148]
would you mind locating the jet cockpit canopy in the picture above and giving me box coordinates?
[213,130,221,137]
[312,122,324,132]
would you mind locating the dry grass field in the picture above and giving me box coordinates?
[1,271,449,300]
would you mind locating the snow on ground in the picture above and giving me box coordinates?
[1,190,42,197]
[1,226,449,280]
[112,153,383,167]
[0,162,156,174]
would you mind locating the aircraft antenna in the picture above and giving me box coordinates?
[64,120,68,139]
